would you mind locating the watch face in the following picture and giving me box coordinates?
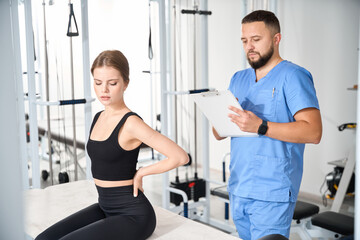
[258,123,268,135]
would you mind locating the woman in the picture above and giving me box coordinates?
[35,50,189,240]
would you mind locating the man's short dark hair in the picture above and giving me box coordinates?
[242,10,280,35]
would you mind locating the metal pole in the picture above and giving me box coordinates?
[269,0,278,14]
[242,0,248,70]
[148,1,156,160]
[249,0,254,12]
[156,0,170,209]
[68,1,78,181]
[263,0,268,10]
[33,3,44,120]
[42,0,54,185]
[172,1,180,181]
[12,0,29,189]
[148,1,155,131]
[354,12,360,240]
[80,0,92,180]
[200,0,210,224]
[0,2,26,237]
[24,0,41,188]
[193,2,198,179]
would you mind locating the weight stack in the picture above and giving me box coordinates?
[170,178,206,206]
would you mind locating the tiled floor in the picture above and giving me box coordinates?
[35,149,354,240]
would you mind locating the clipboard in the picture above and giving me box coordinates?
[192,90,258,137]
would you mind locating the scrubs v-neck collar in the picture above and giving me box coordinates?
[249,60,286,87]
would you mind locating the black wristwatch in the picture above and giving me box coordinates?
[257,120,268,135]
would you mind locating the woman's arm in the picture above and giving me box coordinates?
[125,116,189,196]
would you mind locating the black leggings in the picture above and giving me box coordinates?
[35,185,156,240]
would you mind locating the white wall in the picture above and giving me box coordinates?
[279,0,359,198]
[88,0,151,122]
[207,0,359,198]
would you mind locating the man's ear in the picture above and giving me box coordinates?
[274,33,281,46]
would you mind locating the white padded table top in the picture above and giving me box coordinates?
[24,180,238,240]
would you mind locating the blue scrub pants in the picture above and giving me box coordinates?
[229,193,295,240]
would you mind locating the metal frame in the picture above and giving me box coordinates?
[150,0,205,216]
[355,12,360,239]
[12,0,29,190]
[154,0,213,224]
[329,148,356,212]
[154,0,291,235]
[24,0,41,188]
[22,0,93,188]
[80,0,93,180]
[1,1,27,239]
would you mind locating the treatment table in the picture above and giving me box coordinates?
[24,180,239,240]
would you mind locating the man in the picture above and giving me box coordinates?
[212,10,322,240]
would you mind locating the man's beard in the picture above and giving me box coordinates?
[247,45,274,69]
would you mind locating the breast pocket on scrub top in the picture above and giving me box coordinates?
[252,89,277,118]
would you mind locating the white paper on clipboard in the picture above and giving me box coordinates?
[192,90,258,137]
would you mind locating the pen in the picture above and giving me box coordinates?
[272,88,275,98]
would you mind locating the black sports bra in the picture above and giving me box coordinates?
[86,111,142,181]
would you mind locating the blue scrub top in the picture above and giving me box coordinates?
[228,60,319,202]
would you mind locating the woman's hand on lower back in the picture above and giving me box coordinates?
[133,168,144,197]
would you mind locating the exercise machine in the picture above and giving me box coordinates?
[21,0,93,188]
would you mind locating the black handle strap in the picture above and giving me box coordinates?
[148,26,153,59]
[181,9,212,15]
[189,88,211,94]
[59,98,86,105]
[148,3,153,59]
[67,3,79,37]
[338,123,356,131]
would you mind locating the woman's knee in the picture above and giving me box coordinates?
[34,232,50,240]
